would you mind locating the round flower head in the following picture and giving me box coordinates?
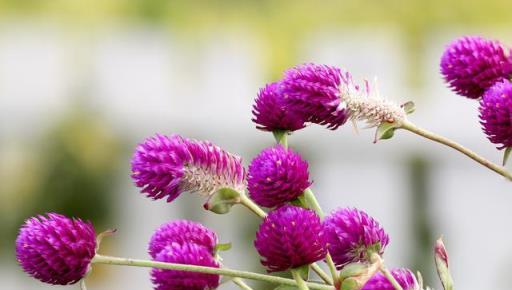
[254,205,327,272]
[323,208,389,269]
[148,220,218,258]
[281,63,349,130]
[15,213,96,285]
[441,35,512,99]
[479,79,512,149]
[248,145,311,208]
[362,268,419,290]
[131,134,245,202]
[252,82,306,132]
[151,243,220,290]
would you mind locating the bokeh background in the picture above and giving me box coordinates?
[1,1,512,289]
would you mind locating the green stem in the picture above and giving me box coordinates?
[273,130,289,148]
[401,120,512,181]
[92,255,333,290]
[292,269,310,290]
[238,193,267,218]
[303,188,339,286]
[371,254,403,290]
[80,279,87,290]
[311,264,333,285]
[232,277,253,290]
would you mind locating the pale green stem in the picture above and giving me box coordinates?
[292,269,310,290]
[303,188,339,286]
[80,279,87,290]
[273,130,289,149]
[371,253,403,290]
[232,277,253,290]
[238,193,267,218]
[92,255,333,290]
[310,264,333,285]
[401,120,512,181]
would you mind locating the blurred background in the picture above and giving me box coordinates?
[1,0,512,289]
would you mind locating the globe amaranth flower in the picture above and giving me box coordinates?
[15,213,96,285]
[252,82,306,132]
[361,268,419,290]
[151,243,220,290]
[323,208,389,269]
[131,134,245,203]
[148,220,218,259]
[441,35,512,99]
[254,205,326,272]
[281,63,350,130]
[479,79,512,149]
[247,145,311,208]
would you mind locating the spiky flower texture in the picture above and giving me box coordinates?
[324,208,389,269]
[252,82,306,132]
[441,36,512,99]
[248,145,311,208]
[148,220,218,259]
[131,134,245,202]
[254,205,327,272]
[15,213,96,285]
[479,79,512,150]
[282,63,350,129]
[361,268,419,290]
[151,243,220,290]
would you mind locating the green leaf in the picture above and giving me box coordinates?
[340,277,361,290]
[401,101,415,114]
[374,122,398,143]
[203,188,240,214]
[503,147,511,166]
[214,242,232,253]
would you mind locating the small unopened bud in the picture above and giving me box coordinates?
[434,237,453,290]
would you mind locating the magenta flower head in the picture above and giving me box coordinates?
[131,134,245,203]
[151,243,220,290]
[479,79,512,149]
[440,35,512,99]
[15,213,96,285]
[362,268,419,290]
[148,220,218,258]
[247,145,311,208]
[323,208,389,269]
[281,63,349,130]
[254,205,326,272]
[252,82,306,132]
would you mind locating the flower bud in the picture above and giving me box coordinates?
[16,213,96,285]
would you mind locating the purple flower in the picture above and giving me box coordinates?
[252,82,306,132]
[440,35,512,99]
[362,268,419,290]
[15,213,96,285]
[131,134,246,202]
[479,79,512,149]
[248,145,311,208]
[254,205,326,272]
[323,208,389,269]
[148,220,218,259]
[281,63,349,130]
[151,243,220,290]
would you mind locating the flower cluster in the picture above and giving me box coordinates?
[248,145,311,208]
[131,133,245,202]
[324,208,389,269]
[148,220,221,290]
[441,35,512,152]
[254,205,326,272]
[252,63,407,133]
[15,213,96,285]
